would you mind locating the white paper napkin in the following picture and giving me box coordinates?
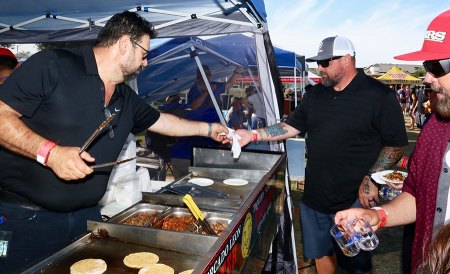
[226,128,242,159]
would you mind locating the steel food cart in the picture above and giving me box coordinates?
[24,147,290,273]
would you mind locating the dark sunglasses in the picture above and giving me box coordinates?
[131,40,150,60]
[317,56,343,68]
[423,59,450,78]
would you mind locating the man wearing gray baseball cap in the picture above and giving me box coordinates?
[232,36,408,273]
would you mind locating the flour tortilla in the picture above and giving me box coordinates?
[138,263,175,274]
[123,252,160,269]
[179,269,194,274]
[70,258,107,274]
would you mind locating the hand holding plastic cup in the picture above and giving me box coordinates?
[330,223,361,257]
[346,218,379,251]
[331,218,379,257]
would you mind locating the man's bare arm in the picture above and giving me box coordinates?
[233,122,300,147]
[0,100,44,158]
[257,122,299,141]
[359,146,407,208]
[371,146,407,171]
[335,191,416,231]
[382,191,417,227]
[149,113,228,141]
[0,100,94,180]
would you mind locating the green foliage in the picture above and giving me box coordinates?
[411,67,426,78]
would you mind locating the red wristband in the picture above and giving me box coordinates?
[37,140,57,166]
[371,207,388,229]
[399,156,409,169]
[251,130,258,142]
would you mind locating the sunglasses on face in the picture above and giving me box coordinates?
[317,56,343,68]
[131,40,150,60]
[423,59,450,78]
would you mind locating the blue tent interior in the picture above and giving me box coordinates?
[138,36,248,104]
[139,33,303,105]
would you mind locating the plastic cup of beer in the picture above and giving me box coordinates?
[330,223,361,257]
[347,218,379,251]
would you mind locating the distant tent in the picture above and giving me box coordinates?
[376,66,421,85]
[306,71,321,85]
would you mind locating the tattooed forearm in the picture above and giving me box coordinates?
[363,176,371,194]
[264,124,288,138]
[371,146,406,171]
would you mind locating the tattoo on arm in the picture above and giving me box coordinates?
[371,146,406,171]
[363,176,371,194]
[264,124,288,139]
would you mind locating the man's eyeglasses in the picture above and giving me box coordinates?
[131,40,150,60]
[423,59,450,78]
[317,56,343,68]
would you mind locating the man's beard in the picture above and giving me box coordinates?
[320,68,345,87]
[122,49,142,82]
[122,65,142,82]
[434,84,450,118]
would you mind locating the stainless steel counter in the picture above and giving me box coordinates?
[24,147,287,274]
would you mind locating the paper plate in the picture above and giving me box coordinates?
[371,170,407,185]
[223,178,249,186]
[188,178,214,187]
[378,170,407,184]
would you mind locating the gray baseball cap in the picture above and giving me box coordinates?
[306,36,356,62]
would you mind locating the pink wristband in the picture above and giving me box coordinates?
[37,140,57,166]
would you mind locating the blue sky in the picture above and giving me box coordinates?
[264,1,450,67]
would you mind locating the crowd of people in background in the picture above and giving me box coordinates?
[390,83,435,130]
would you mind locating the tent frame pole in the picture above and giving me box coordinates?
[191,45,227,126]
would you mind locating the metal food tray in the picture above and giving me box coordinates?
[151,207,233,235]
[203,211,233,224]
[152,207,197,231]
[189,212,233,235]
[108,203,169,227]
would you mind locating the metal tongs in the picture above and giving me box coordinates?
[183,194,217,235]
[79,113,116,155]
[90,156,137,169]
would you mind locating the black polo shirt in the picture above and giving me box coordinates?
[0,47,160,212]
[286,70,408,213]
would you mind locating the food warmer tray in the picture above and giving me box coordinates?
[24,201,233,274]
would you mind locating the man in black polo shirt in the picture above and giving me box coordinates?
[0,11,228,272]
[234,36,408,273]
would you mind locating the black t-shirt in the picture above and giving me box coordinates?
[286,71,408,213]
[0,48,160,212]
